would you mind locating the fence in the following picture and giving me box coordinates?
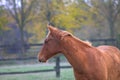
[0,38,118,77]
[89,38,118,47]
[0,57,71,77]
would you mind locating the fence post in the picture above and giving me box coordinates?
[55,57,60,77]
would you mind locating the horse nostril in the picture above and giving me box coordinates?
[38,59,41,62]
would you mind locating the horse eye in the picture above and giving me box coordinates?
[45,39,50,44]
[44,38,52,44]
[45,40,48,44]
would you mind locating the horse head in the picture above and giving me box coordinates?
[38,25,71,62]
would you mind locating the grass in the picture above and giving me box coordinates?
[0,63,74,80]
[0,64,53,73]
[0,69,74,80]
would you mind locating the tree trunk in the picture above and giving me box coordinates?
[19,0,25,55]
[20,26,25,54]
[108,18,115,39]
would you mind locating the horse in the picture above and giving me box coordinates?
[38,25,120,80]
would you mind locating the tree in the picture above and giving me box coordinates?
[0,4,8,33]
[89,0,120,38]
[47,0,93,30]
[0,2,8,45]
[4,0,38,53]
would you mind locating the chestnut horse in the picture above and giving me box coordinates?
[38,25,120,80]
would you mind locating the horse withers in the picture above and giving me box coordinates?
[38,25,120,80]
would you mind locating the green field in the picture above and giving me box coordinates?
[0,63,74,80]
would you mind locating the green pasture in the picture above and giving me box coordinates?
[0,63,74,80]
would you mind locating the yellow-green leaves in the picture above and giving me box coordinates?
[0,7,8,32]
[51,2,92,30]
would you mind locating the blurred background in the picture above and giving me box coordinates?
[0,0,120,80]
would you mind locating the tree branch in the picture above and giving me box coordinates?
[24,0,35,19]
[13,0,20,26]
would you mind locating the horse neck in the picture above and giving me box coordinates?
[61,36,95,72]
[61,36,92,55]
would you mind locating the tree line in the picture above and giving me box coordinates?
[0,0,120,53]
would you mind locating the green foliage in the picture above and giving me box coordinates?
[0,16,7,29]
[51,1,93,30]
[25,23,46,43]
[1,0,120,43]
[35,0,95,31]
[0,6,8,33]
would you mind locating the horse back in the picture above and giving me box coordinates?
[97,45,120,80]
[97,45,120,61]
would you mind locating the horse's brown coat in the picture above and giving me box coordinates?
[38,25,120,80]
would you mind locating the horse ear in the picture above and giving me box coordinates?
[61,31,72,40]
[47,24,53,32]
[47,24,57,32]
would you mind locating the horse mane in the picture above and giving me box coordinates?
[84,40,92,46]
[70,35,92,47]
[54,30,92,47]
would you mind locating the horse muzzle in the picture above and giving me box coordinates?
[38,59,46,62]
[38,57,47,63]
